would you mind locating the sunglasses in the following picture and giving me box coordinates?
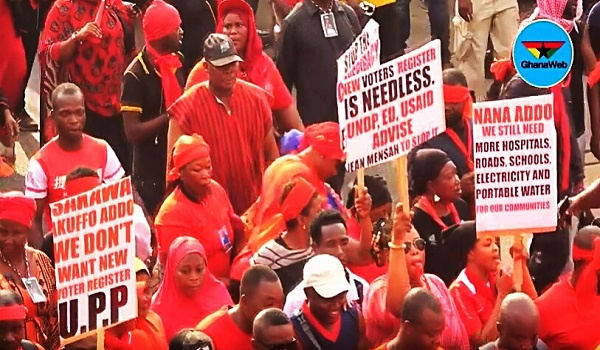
[260,339,298,350]
[403,238,426,254]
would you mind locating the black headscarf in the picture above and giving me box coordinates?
[346,174,392,209]
[410,149,452,196]
[442,221,477,268]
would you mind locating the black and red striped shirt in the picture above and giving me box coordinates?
[168,80,272,214]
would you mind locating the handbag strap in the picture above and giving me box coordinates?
[294,310,322,350]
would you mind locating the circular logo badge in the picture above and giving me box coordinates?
[512,19,574,88]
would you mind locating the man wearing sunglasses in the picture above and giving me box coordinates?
[252,308,297,350]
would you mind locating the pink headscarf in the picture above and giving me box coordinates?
[534,0,576,32]
[150,236,232,340]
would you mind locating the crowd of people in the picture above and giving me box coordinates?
[2,0,600,348]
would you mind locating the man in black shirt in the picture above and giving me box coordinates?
[121,0,184,214]
[277,0,360,127]
[276,0,360,192]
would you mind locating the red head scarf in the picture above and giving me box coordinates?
[443,84,473,120]
[65,176,102,197]
[216,0,271,87]
[298,122,345,160]
[0,192,36,228]
[535,0,575,33]
[573,237,600,315]
[143,0,183,108]
[280,177,317,221]
[151,236,232,340]
[0,304,27,321]
[167,134,211,182]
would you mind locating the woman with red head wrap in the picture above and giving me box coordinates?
[230,122,375,295]
[0,290,45,350]
[185,0,303,132]
[151,236,232,341]
[155,135,243,282]
[0,192,58,350]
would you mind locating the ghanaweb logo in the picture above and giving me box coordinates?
[513,20,574,88]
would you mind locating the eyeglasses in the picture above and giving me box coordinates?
[257,339,298,350]
[403,238,426,254]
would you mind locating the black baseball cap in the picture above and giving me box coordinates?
[203,33,243,67]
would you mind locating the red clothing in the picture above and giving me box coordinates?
[168,81,272,215]
[535,277,600,349]
[197,306,252,350]
[132,311,168,350]
[185,0,292,111]
[151,237,233,340]
[364,274,469,349]
[0,0,27,109]
[25,134,124,228]
[449,269,496,337]
[39,0,132,117]
[346,213,387,283]
[155,182,236,279]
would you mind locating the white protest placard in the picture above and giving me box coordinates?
[337,19,380,81]
[50,177,137,343]
[338,39,445,172]
[473,95,557,234]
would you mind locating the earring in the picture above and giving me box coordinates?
[302,224,307,231]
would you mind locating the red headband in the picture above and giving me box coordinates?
[573,244,595,261]
[168,134,211,182]
[443,84,473,119]
[280,178,317,221]
[0,305,28,321]
[65,176,101,197]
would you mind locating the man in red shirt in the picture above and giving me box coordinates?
[25,83,125,247]
[375,288,445,350]
[536,225,600,349]
[167,33,279,215]
[198,265,284,350]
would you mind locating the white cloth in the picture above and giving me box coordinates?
[133,204,152,261]
[283,269,369,317]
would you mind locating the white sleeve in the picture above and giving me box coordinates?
[24,158,48,199]
[133,204,152,261]
[283,284,306,317]
[103,145,125,182]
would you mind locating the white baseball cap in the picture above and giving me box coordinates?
[303,255,350,299]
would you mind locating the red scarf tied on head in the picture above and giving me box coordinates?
[443,84,474,171]
[298,122,345,160]
[0,192,36,228]
[216,0,268,87]
[150,236,232,340]
[573,237,600,315]
[167,134,211,182]
[280,177,317,222]
[490,58,517,82]
[65,176,102,198]
[143,0,183,108]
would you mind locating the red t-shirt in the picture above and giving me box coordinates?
[449,269,496,337]
[536,277,600,349]
[155,182,235,279]
[197,306,252,350]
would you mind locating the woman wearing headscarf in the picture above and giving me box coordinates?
[0,290,45,350]
[410,148,471,285]
[155,134,243,282]
[363,203,469,349]
[250,177,321,295]
[185,0,303,133]
[446,222,537,348]
[0,192,58,350]
[38,0,137,170]
[151,236,232,341]
[231,122,374,291]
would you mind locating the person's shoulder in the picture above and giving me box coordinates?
[197,305,232,331]
[285,1,308,22]
[82,134,109,149]
[535,278,569,306]
[29,247,53,268]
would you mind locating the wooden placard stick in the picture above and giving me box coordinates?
[396,155,410,213]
